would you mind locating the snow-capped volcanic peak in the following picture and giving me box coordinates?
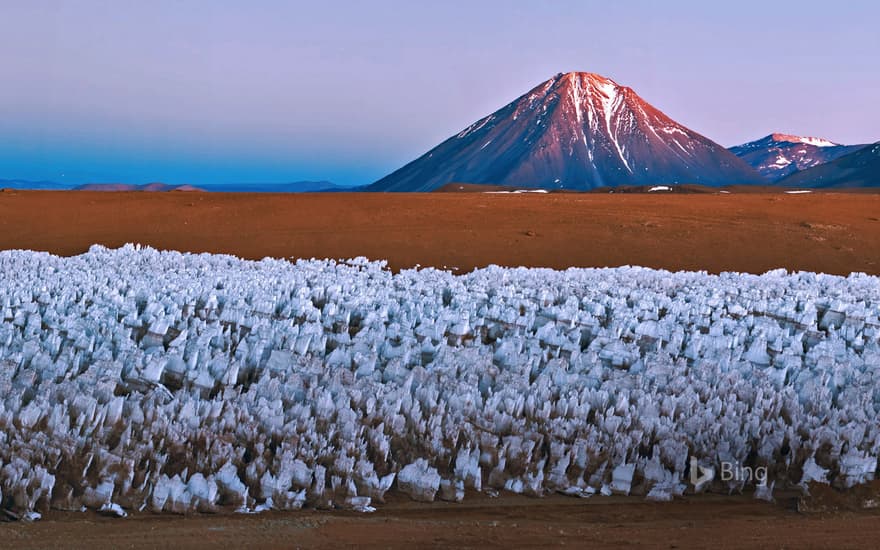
[731,134,867,182]
[770,133,839,148]
[369,71,761,191]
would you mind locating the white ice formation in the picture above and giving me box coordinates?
[0,245,878,518]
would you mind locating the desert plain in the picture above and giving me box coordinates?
[0,190,879,276]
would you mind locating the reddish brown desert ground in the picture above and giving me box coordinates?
[4,488,880,550]
[0,190,879,276]
[2,190,880,549]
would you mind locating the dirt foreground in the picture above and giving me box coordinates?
[0,190,878,276]
[3,492,880,550]
[2,190,880,548]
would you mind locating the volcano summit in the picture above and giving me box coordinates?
[369,72,762,191]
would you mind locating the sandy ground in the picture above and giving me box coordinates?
[0,190,878,276]
[2,491,880,550]
[2,190,879,548]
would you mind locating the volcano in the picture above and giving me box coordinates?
[730,134,866,181]
[368,72,762,191]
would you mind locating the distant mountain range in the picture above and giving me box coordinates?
[777,143,880,188]
[75,182,203,192]
[0,179,72,190]
[199,181,345,193]
[4,72,878,191]
[0,180,347,192]
[368,72,762,191]
[729,134,867,181]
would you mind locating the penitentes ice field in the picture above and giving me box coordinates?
[1,245,878,520]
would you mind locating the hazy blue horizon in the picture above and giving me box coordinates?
[1,0,878,186]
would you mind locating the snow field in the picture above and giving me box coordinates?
[0,245,878,518]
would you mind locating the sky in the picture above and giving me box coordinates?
[0,0,878,187]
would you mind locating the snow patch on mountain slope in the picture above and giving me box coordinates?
[772,134,838,148]
[587,77,631,172]
[457,115,495,139]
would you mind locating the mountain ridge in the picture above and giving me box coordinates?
[0,180,346,193]
[368,71,763,191]
[730,134,867,181]
[778,143,880,188]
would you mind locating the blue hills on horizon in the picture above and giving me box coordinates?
[0,179,356,193]
[0,179,72,190]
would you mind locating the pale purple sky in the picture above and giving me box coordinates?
[0,0,877,186]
